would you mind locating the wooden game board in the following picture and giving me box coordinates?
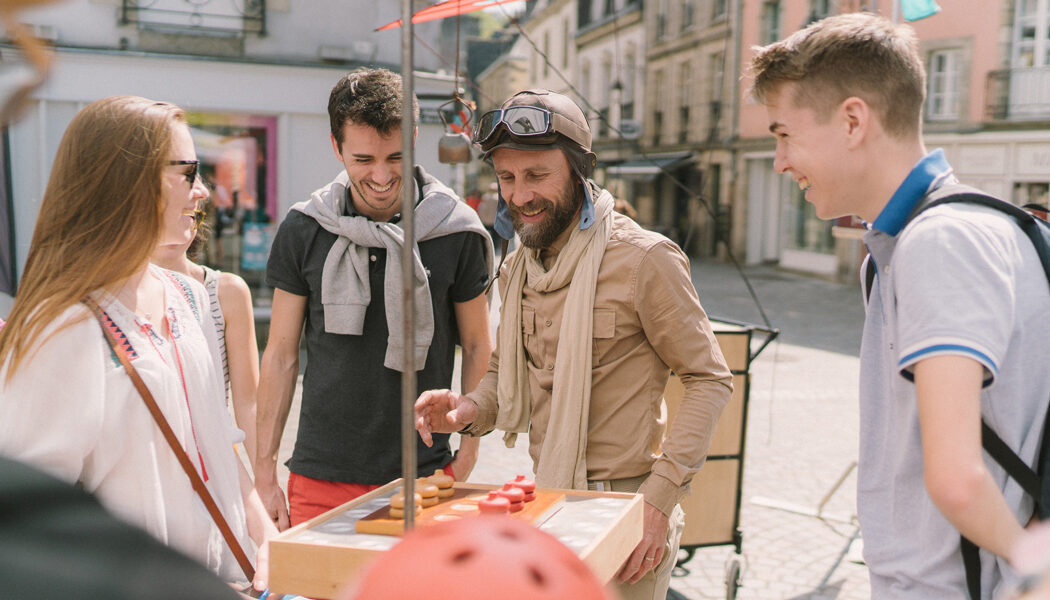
[268,480,642,598]
[355,486,565,535]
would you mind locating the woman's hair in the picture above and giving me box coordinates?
[0,96,185,379]
[186,198,213,263]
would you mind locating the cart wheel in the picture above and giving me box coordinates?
[724,557,741,600]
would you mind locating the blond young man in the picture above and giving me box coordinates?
[751,13,1050,598]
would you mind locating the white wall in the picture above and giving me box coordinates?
[18,0,449,72]
[0,47,462,311]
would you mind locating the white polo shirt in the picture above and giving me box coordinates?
[859,150,1050,599]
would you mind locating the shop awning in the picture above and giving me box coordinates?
[605,152,694,181]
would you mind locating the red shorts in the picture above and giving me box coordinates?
[288,464,456,527]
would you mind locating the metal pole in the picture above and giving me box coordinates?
[400,0,417,532]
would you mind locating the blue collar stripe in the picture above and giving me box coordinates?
[872,148,951,235]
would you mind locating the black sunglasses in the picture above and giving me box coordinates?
[168,160,200,186]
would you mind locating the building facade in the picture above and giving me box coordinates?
[576,0,646,220]
[633,0,735,256]
[0,0,468,314]
[734,0,1049,282]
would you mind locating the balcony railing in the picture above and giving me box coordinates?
[986,67,1050,120]
[121,0,266,36]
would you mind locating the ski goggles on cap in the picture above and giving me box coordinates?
[473,106,589,150]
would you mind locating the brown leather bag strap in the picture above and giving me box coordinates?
[83,299,255,582]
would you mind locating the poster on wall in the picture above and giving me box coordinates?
[241,221,275,271]
[186,112,277,280]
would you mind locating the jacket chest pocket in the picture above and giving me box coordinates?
[521,307,538,366]
[522,307,536,335]
[591,308,616,367]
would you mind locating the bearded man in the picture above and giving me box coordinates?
[414,89,732,600]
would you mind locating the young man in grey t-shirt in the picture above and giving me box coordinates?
[749,13,1050,599]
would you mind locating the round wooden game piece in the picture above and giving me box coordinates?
[389,492,422,510]
[508,474,536,502]
[416,478,439,498]
[428,469,454,488]
[389,505,422,520]
[478,491,510,514]
[415,479,440,507]
[428,469,455,498]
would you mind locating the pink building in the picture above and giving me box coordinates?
[732,1,1048,282]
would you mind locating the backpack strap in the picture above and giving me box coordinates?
[918,187,1050,286]
[961,536,982,600]
[863,256,876,304]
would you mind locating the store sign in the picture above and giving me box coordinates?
[1016,143,1050,176]
[241,222,274,271]
[957,144,1005,176]
[619,119,642,140]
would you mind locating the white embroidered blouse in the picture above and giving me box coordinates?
[0,265,253,582]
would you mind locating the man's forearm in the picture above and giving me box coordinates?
[459,341,491,395]
[642,373,732,515]
[933,470,1025,559]
[254,352,298,485]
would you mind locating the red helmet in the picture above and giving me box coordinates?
[345,515,614,600]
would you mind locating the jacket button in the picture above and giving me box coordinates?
[546,363,554,370]
[545,319,552,327]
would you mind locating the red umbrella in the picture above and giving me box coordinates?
[376,0,533,31]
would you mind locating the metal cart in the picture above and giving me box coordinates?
[663,318,778,600]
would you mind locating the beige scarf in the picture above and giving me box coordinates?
[495,187,615,490]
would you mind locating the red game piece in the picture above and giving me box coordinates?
[478,491,510,514]
[508,474,536,502]
[497,483,525,513]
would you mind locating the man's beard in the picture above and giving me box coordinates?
[510,177,583,249]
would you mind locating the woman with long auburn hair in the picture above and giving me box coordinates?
[0,96,275,592]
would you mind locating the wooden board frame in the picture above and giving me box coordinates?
[268,480,643,598]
